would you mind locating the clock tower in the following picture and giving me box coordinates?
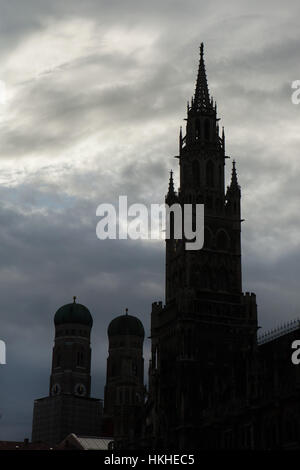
[32,298,103,445]
[50,296,92,398]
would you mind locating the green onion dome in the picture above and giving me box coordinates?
[108,311,144,338]
[54,297,93,327]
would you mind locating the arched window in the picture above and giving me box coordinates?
[192,160,200,186]
[206,160,214,187]
[204,119,210,140]
[76,349,84,367]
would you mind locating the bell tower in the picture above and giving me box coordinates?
[50,296,92,398]
[103,309,145,448]
[32,298,102,445]
[148,44,258,450]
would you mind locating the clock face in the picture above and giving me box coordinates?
[51,383,61,396]
[74,383,86,397]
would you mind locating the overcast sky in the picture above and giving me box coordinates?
[0,0,300,441]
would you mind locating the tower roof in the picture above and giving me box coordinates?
[230,160,240,189]
[193,43,212,112]
[108,313,144,338]
[54,297,93,327]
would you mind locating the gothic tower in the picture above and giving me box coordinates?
[103,309,145,447]
[147,44,258,450]
[32,298,102,444]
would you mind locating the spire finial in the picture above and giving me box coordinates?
[200,42,204,58]
[193,42,211,112]
[125,307,128,315]
[168,170,175,195]
[73,296,77,303]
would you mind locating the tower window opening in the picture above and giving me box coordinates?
[76,350,84,367]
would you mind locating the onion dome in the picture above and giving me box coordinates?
[54,296,93,327]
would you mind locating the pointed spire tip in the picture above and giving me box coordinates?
[200,42,204,58]
[193,42,212,111]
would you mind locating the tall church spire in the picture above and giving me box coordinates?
[230,160,240,189]
[168,170,175,195]
[193,42,211,112]
[166,170,177,205]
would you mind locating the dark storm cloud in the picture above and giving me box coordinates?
[1,0,300,440]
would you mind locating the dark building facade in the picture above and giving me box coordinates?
[145,42,258,450]
[30,44,300,450]
[32,298,102,445]
[105,44,300,451]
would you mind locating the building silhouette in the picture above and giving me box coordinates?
[32,298,102,444]
[107,44,300,450]
[102,310,145,445]
[144,42,258,450]
[31,44,300,450]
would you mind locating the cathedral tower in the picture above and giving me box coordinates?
[103,310,145,447]
[50,297,92,398]
[32,298,102,444]
[147,44,258,450]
